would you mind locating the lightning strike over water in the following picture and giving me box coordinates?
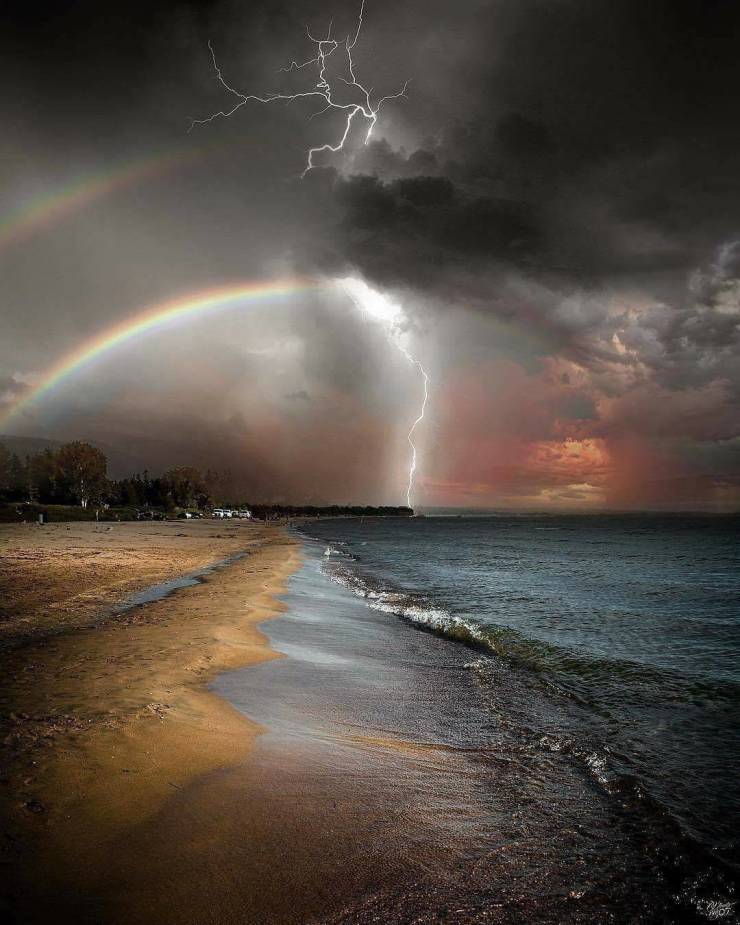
[397,344,429,509]
[191,0,409,176]
[339,278,429,509]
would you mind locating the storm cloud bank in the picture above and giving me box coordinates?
[1,0,739,508]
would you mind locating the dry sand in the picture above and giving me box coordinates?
[0,519,300,923]
[0,519,261,640]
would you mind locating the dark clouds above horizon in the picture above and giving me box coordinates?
[1,0,739,508]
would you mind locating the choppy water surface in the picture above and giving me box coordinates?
[296,514,739,922]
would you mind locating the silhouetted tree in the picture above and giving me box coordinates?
[161,466,210,510]
[7,453,26,502]
[0,444,11,500]
[29,448,59,502]
[55,441,107,508]
[120,478,142,507]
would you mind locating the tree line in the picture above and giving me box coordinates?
[0,441,226,511]
[249,504,413,519]
[0,441,413,517]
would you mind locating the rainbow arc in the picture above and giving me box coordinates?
[1,279,322,428]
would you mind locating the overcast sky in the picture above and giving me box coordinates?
[1,0,739,509]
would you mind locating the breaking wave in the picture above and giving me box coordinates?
[298,517,740,923]
[325,559,739,921]
[325,561,740,710]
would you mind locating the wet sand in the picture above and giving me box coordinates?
[0,520,300,923]
[200,535,682,924]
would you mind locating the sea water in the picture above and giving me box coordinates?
[298,513,740,921]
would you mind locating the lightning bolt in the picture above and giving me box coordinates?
[340,278,429,510]
[190,0,409,177]
[396,344,429,510]
[190,6,422,506]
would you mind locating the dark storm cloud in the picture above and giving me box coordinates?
[2,0,739,507]
[5,0,739,294]
[300,172,540,292]
[301,0,740,294]
[288,0,740,494]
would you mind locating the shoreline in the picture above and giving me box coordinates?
[0,521,301,922]
[3,517,731,922]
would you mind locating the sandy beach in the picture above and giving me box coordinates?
[1,518,487,925]
[0,519,300,923]
[0,519,267,641]
[3,518,726,925]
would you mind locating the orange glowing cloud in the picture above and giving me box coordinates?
[421,359,611,507]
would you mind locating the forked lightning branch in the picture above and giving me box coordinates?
[191,0,409,177]
[192,3,428,508]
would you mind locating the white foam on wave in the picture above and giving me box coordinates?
[327,569,367,595]
[383,603,486,646]
[539,734,568,753]
[369,596,458,629]
[584,751,611,786]
[464,656,492,671]
[327,564,490,646]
